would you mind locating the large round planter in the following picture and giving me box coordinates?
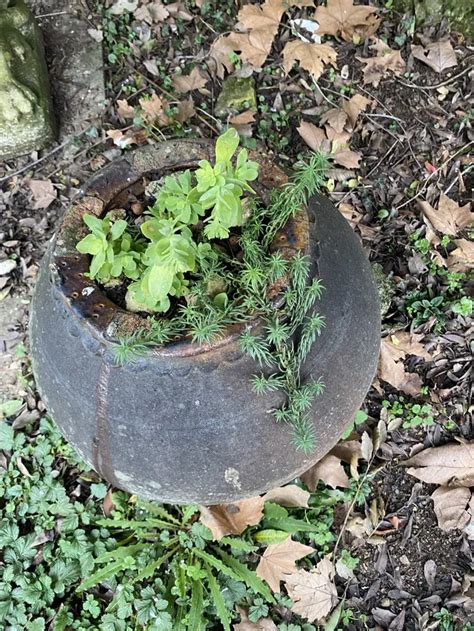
[30,140,380,505]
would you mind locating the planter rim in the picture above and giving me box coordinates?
[52,139,310,358]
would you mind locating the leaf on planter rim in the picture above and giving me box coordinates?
[301,454,350,491]
[284,556,338,623]
[404,442,474,487]
[256,536,314,592]
[262,485,310,508]
[199,496,264,540]
[411,39,457,73]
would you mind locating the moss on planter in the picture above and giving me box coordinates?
[394,0,474,38]
[215,76,256,115]
[0,0,55,160]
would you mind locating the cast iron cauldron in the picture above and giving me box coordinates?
[30,140,380,504]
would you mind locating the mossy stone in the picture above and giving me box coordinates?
[372,263,396,318]
[394,0,474,38]
[0,0,55,160]
[215,76,256,116]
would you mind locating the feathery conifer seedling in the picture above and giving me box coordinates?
[76,129,330,452]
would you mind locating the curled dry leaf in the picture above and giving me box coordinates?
[314,0,380,42]
[199,496,264,540]
[116,99,135,121]
[297,121,328,152]
[106,129,137,149]
[378,336,424,396]
[411,39,457,73]
[172,66,208,93]
[256,536,314,592]
[282,40,337,81]
[342,93,371,128]
[446,239,474,272]
[404,442,474,487]
[301,454,349,491]
[262,485,310,508]
[284,556,338,623]
[27,179,57,210]
[419,193,473,236]
[139,92,170,126]
[320,107,348,134]
[357,39,405,87]
[431,486,472,531]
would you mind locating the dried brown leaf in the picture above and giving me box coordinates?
[446,239,474,272]
[27,179,57,210]
[332,148,362,169]
[419,193,473,236]
[263,485,310,508]
[342,93,371,128]
[412,39,457,73]
[387,331,432,361]
[175,97,195,124]
[361,431,373,461]
[405,442,474,487]
[431,486,472,531]
[297,121,329,152]
[139,92,170,125]
[314,0,380,42]
[284,556,338,623]
[234,608,278,631]
[235,0,286,67]
[283,40,337,81]
[301,454,349,491]
[357,39,405,87]
[378,337,423,396]
[320,107,348,133]
[116,99,135,121]
[229,110,257,125]
[172,66,208,93]
[199,496,264,540]
[256,536,314,592]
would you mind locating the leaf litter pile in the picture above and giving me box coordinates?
[0,0,473,629]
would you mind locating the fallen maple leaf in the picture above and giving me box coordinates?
[331,148,362,169]
[320,107,347,134]
[172,66,208,93]
[431,486,472,531]
[357,39,405,87]
[106,129,137,148]
[234,608,278,631]
[135,0,169,23]
[262,485,310,508]
[314,0,380,42]
[297,121,328,152]
[419,193,473,236]
[175,97,195,124]
[284,556,338,623]
[301,454,350,491]
[446,239,474,272]
[412,39,457,73]
[116,99,135,121]
[256,536,314,593]
[27,179,57,210]
[199,496,264,540]
[378,336,424,396]
[342,93,371,128]
[283,40,337,81]
[404,442,474,487]
[139,92,170,126]
[229,110,256,125]
[387,331,432,361]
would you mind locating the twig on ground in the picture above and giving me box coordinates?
[395,61,473,91]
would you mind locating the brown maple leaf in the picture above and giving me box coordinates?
[262,485,310,508]
[139,92,170,126]
[301,454,350,491]
[283,40,337,80]
[314,0,380,42]
[412,39,457,73]
[116,99,135,121]
[172,66,208,93]
[342,93,371,128]
[431,486,472,532]
[404,442,474,487]
[378,336,424,396]
[256,537,314,593]
[357,39,405,87]
[419,193,473,236]
[199,496,264,540]
[446,239,474,272]
[175,97,195,124]
[284,556,338,623]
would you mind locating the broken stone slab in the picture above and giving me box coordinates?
[0,0,55,160]
[33,0,105,138]
[215,76,256,116]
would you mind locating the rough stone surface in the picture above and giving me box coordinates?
[0,0,55,160]
[394,0,474,37]
[32,0,105,137]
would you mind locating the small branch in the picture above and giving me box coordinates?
[395,61,473,91]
